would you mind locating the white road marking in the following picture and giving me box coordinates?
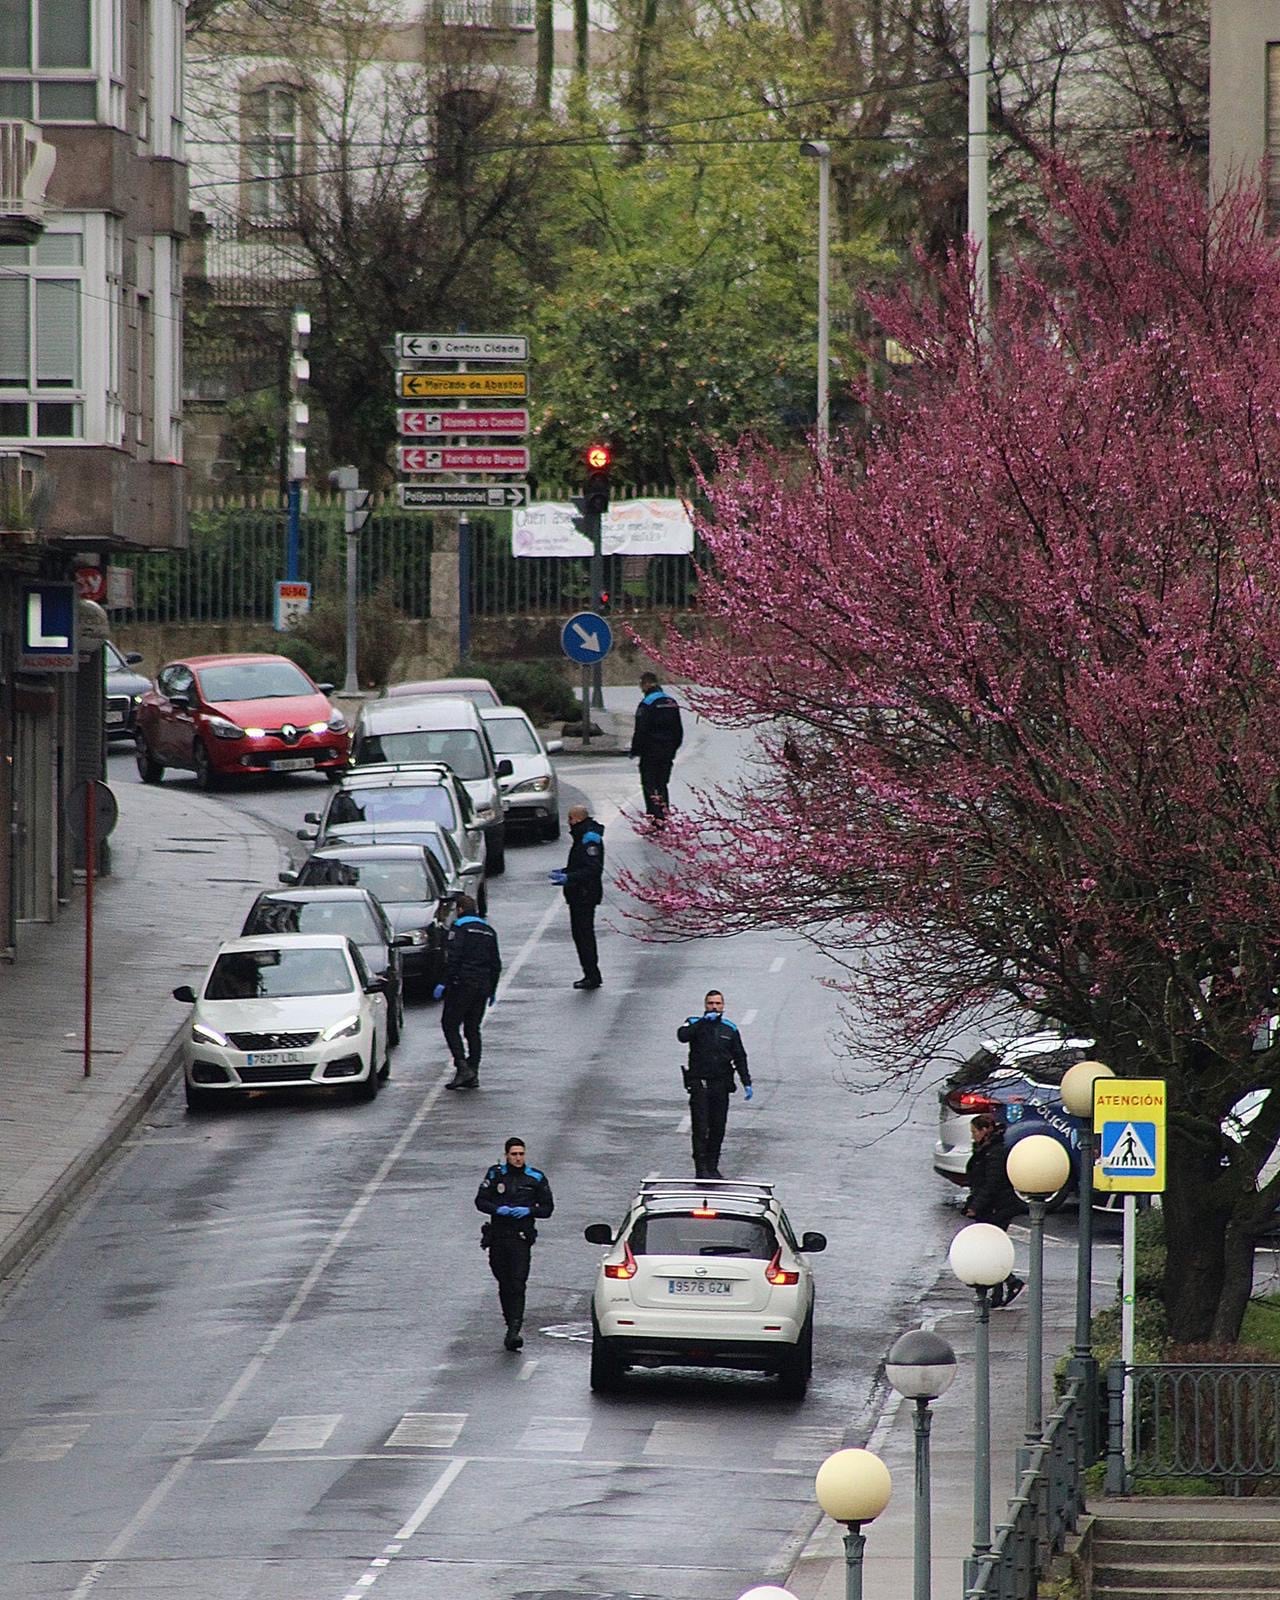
[384,1413,466,1449]
[395,1457,467,1539]
[256,1414,341,1452]
[769,957,785,973]
[210,1449,809,1476]
[741,1008,758,1025]
[643,1419,726,1457]
[2,1423,88,1462]
[773,1424,845,1461]
[677,1111,691,1133]
[516,1416,591,1453]
[517,1359,538,1381]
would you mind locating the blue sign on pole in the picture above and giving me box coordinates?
[561,611,613,664]
[20,582,78,671]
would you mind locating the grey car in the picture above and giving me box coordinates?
[480,706,562,841]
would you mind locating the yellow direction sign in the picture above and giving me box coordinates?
[398,371,528,399]
[1093,1077,1166,1193]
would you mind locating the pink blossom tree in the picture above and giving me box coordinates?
[631,153,1280,1343]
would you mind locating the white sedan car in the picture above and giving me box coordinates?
[585,1178,826,1398]
[172,934,390,1112]
[480,705,562,841]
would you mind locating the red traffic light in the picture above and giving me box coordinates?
[585,443,612,470]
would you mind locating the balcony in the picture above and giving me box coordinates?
[0,122,56,245]
[428,0,536,27]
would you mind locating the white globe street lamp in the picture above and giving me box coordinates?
[1061,1057,1115,1457]
[814,1448,892,1600]
[1007,1134,1072,1444]
[949,1222,1015,1561]
[885,1329,957,1600]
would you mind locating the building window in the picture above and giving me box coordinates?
[0,230,84,440]
[0,0,97,122]
[245,83,299,221]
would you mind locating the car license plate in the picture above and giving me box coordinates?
[245,1050,304,1066]
[106,710,125,726]
[667,1279,732,1296]
[271,756,315,772]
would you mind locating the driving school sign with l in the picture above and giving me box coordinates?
[1093,1077,1166,1193]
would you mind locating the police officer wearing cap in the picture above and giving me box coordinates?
[677,990,753,1179]
[474,1136,555,1350]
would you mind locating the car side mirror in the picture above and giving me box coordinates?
[172,984,196,1003]
[462,858,483,877]
[583,1222,614,1245]
[800,1231,827,1253]
[546,739,563,754]
[304,812,320,824]
[278,869,299,884]
[364,976,388,994]
[496,758,514,778]
[125,651,143,665]
[318,683,335,694]
[392,933,414,947]
[296,828,317,841]
[169,693,191,710]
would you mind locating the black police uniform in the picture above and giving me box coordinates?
[630,686,684,820]
[676,1012,751,1178]
[563,814,604,987]
[441,913,501,1088]
[474,1158,555,1347]
[963,1127,1027,1306]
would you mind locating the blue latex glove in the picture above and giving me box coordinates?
[432,983,446,1001]
[548,869,567,885]
[495,1205,514,1216]
[507,1205,531,1218]
[744,1085,754,1101]
[704,1012,720,1022]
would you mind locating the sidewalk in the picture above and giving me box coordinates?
[789,1226,1101,1600]
[0,778,279,1280]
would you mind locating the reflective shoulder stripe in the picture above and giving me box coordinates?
[526,1167,545,1181]
[721,1019,739,1032]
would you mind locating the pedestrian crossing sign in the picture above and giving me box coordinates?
[1093,1077,1166,1192]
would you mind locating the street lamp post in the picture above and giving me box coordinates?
[1007,1133,1072,1444]
[968,0,990,330]
[885,1328,957,1600]
[1061,1058,1116,1459]
[814,1448,892,1600]
[949,1221,1016,1571]
[799,139,831,453]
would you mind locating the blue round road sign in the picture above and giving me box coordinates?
[561,611,614,664]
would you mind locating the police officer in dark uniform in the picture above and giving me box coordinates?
[436,894,501,1090]
[550,803,604,989]
[474,1136,555,1350]
[677,990,752,1178]
[629,672,684,823]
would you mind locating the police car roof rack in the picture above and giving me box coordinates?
[639,1177,775,1202]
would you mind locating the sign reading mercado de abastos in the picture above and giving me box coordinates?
[511,500,695,558]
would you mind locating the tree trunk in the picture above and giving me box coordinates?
[534,0,553,113]
[620,0,660,164]
[1211,1212,1257,1344]
[1162,1123,1234,1343]
[573,0,588,79]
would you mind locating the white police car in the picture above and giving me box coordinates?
[584,1178,826,1398]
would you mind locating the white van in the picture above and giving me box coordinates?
[351,696,510,873]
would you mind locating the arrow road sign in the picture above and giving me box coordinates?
[398,446,531,474]
[399,371,528,399]
[561,610,614,664]
[396,333,528,362]
[398,409,529,436]
[399,483,530,509]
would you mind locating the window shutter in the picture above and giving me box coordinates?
[35,280,79,387]
[0,280,29,384]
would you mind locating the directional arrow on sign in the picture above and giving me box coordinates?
[572,621,601,652]
[397,409,529,437]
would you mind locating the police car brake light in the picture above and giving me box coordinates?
[946,1088,1001,1114]
[604,1242,637,1279]
[765,1249,799,1286]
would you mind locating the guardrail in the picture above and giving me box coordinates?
[964,1377,1087,1600]
[1105,1360,1280,1492]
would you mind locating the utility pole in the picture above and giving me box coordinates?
[968,0,991,333]
[329,466,371,694]
[286,307,310,580]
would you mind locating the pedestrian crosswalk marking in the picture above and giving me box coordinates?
[1101,1120,1157,1174]
[384,1413,466,1449]
[643,1419,727,1456]
[516,1416,590,1453]
[3,1423,88,1462]
[255,1414,341,1452]
[773,1424,845,1460]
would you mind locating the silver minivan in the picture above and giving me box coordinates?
[351,697,511,873]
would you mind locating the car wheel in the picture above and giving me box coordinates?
[777,1311,813,1400]
[135,733,164,785]
[542,814,561,842]
[487,833,506,876]
[193,740,221,792]
[590,1312,626,1393]
[184,1079,216,1114]
[355,1047,380,1101]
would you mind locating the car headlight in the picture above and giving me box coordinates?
[308,720,328,734]
[510,776,552,795]
[328,711,349,733]
[404,928,430,945]
[130,692,144,706]
[474,804,497,822]
[205,715,244,740]
[320,1013,362,1041]
[192,1021,230,1047]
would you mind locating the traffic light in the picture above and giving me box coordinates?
[584,442,612,515]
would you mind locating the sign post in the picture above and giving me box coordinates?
[560,611,614,748]
[1094,1076,1166,1482]
[65,780,118,1078]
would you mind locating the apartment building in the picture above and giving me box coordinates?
[1210,0,1280,223]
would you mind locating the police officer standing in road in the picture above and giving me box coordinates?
[474,1136,555,1350]
[629,672,684,824]
[677,990,753,1179]
[436,894,501,1090]
[549,803,604,989]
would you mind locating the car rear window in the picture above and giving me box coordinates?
[299,857,433,903]
[357,729,488,780]
[205,947,353,999]
[247,899,381,943]
[197,660,313,701]
[483,716,540,756]
[630,1213,776,1258]
[328,785,456,829]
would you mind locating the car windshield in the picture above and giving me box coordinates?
[299,857,433,903]
[358,729,489,780]
[246,900,381,943]
[198,660,315,702]
[483,717,539,756]
[630,1213,776,1258]
[205,947,353,999]
[327,786,456,829]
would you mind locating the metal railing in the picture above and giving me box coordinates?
[428,0,535,25]
[0,119,55,242]
[964,1377,1087,1600]
[1105,1360,1280,1492]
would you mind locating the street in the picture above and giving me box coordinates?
[2,712,963,1600]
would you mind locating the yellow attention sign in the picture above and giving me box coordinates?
[398,372,528,398]
[1092,1077,1166,1193]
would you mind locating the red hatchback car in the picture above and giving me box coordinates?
[135,653,351,789]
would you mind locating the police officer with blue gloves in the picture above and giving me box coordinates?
[629,672,684,824]
[475,1136,555,1350]
[677,990,753,1179]
[549,803,604,989]
[436,894,501,1090]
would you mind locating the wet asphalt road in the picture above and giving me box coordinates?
[0,715,968,1600]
